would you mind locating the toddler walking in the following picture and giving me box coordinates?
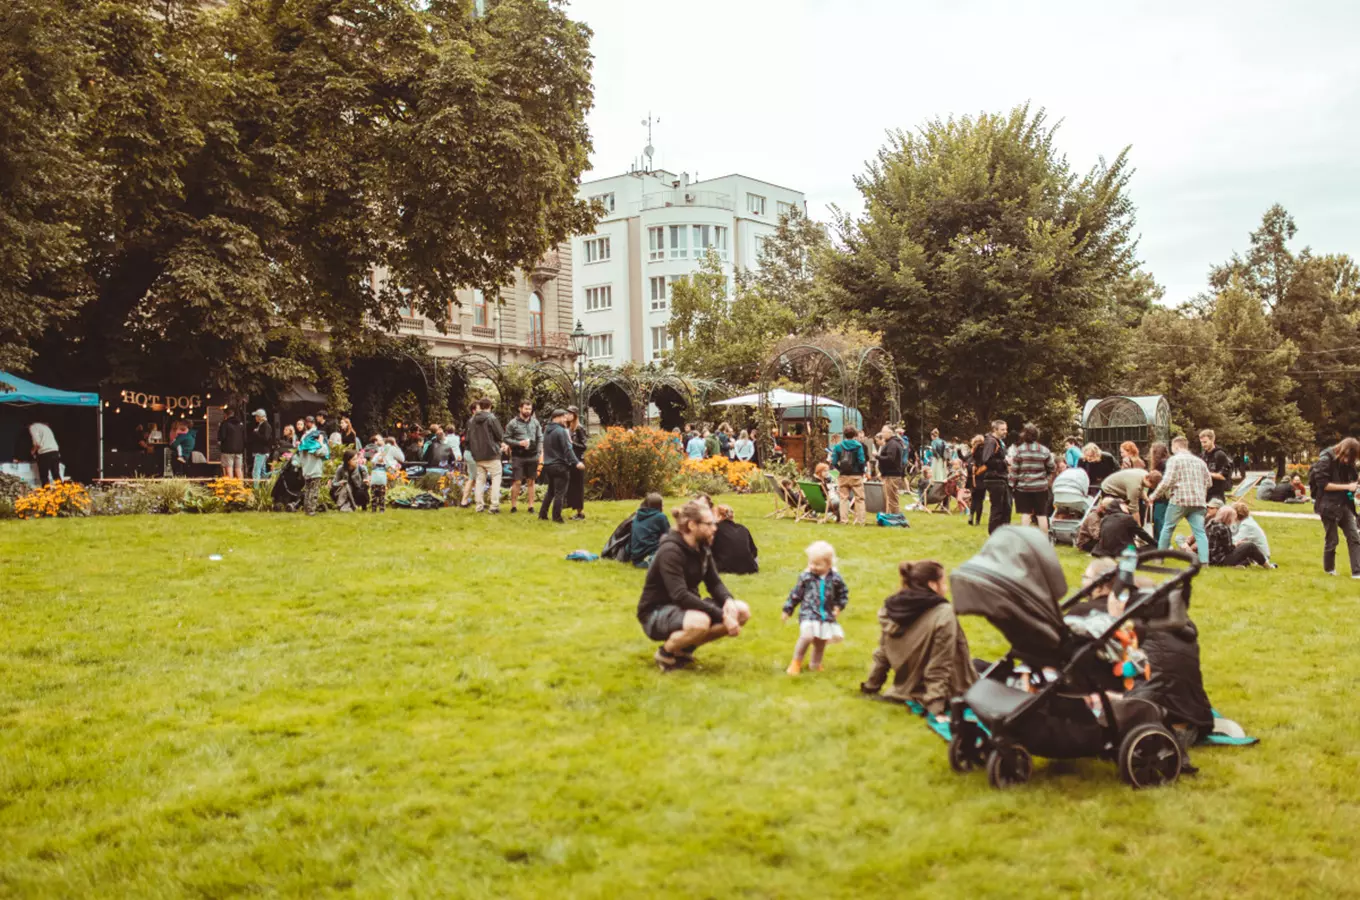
[782,541,849,674]
[369,454,388,512]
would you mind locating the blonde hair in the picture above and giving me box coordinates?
[1231,501,1251,520]
[1216,506,1238,525]
[1082,442,1102,462]
[805,540,837,568]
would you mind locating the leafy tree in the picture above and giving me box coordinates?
[1127,306,1241,439]
[0,0,96,371]
[752,207,833,330]
[821,105,1157,437]
[18,0,595,400]
[667,250,797,387]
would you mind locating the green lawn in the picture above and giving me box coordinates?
[2,496,1358,898]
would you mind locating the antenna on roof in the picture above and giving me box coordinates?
[641,112,659,173]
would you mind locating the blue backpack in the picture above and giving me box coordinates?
[876,512,910,528]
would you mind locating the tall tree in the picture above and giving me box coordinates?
[0,0,96,372]
[19,0,595,398]
[821,105,1157,437]
[752,207,833,331]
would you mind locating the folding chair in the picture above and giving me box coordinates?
[797,480,835,524]
[764,473,804,519]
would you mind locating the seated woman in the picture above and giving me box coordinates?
[1189,506,1270,567]
[813,461,840,516]
[860,560,977,719]
[628,493,670,566]
[1230,502,1275,567]
[710,504,759,574]
[329,449,370,511]
[1094,498,1157,557]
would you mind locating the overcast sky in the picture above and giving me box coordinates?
[570,0,1360,306]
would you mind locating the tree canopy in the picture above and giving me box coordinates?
[3,0,595,397]
[820,105,1158,439]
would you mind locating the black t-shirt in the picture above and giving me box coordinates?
[1205,447,1233,497]
[978,435,1008,481]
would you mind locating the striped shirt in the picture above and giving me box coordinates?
[1009,442,1055,492]
[1149,450,1212,509]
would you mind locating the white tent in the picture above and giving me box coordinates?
[712,388,846,409]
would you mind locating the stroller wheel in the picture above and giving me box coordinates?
[985,744,1032,789]
[1118,723,1182,788]
[948,722,987,774]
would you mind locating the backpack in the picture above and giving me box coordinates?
[1308,452,1332,504]
[837,442,862,475]
[876,512,909,528]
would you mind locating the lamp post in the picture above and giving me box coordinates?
[569,320,588,415]
[917,376,927,468]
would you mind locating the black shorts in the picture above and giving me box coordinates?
[1013,490,1048,516]
[510,456,539,482]
[641,605,689,641]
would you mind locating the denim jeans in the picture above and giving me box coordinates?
[251,452,270,482]
[1158,502,1209,564]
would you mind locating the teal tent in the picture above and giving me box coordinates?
[0,371,99,407]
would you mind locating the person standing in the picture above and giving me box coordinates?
[975,420,1011,534]
[505,400,543,514]
[1199,429,1234,505]
[1148,441,1171,541]
[876,426,907,515]
[537,409,585,524]
[296,416,330,516]
[1310,437,1360,578]
[1008,423,1055,533]
[1063,437,1082,470]
[248,410,273,483]
[733,429,755,463]
[827,426,868,525]
[28,420,62,485]
[966,434,986,526]
[467,398,506,513]
[685,430,706,460]
[928,429,949,485]
[564,406,589,521]
[1150,436,1212,563]
[218,412,247,479]
[703,428,721,460]
[336,417,361,451]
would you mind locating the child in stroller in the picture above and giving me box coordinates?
[946,527,1200,789]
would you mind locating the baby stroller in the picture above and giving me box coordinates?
[1048,467,1092,546]
[947,527,1199,789]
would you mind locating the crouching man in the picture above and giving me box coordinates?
[637,500,751,671]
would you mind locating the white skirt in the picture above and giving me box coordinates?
[799,620,845,643]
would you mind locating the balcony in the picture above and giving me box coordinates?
[639,190,734,212]
[531,250,561,284]
[524,331,574,356]
[470,325,497,339]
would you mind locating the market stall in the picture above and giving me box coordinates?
[0,371,101,484]
[101,388,226,478]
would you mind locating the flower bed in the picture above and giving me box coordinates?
[13,482,92,519]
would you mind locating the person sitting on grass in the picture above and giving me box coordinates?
[629,493,670,567]
[329,449,370,512]
[1230,502,1274,567]
[860,560,976,720]
[711,504,759,575]
[1094,498,1157,558]
[781,541,849,675]
[1190,505,1271,568]
[636,500,751,671]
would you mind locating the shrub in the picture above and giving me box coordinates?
[90,485,153,516]
[139,478,201,514]
[679,457,759,492]
[13,482,92,519]
[0,498,14,519]
[674,471,730,497]
[203,478,255,512]
[0,472,31,505]
[585,426,684,501]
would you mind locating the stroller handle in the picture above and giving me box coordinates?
[1134,548,1201,574]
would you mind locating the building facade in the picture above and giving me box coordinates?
[370,244,576,366]
[570,171,806,366]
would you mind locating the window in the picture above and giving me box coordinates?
[473,289,487,327]
[651,325,670,357]
[777,201,793,219]
[528,292,544,346]
[589,192,616,213]
[648,227,666,261]
[584,285,612,312]
[747,193,766,216]
[755,234,769,261]
[583,236,611,263]
[649,276,668,311]
[668,225,688,260]
[692,224,729,260]
[587,333,614,360]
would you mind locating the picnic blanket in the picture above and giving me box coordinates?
[892,698,1258,747]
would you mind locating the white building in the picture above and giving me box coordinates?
[570,170,806,366]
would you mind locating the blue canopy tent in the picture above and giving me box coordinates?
[0,371,103,479]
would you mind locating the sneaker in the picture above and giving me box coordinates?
[570,513,586,521]
[673,649,697,669]
[655,647,679,672]
[1353,574,1360,580]
[1325,571,1337,576]
[509,507,518,514]
[859,683,880,695]
[490,508,501,515]
[785,660,802,676]
[528,506,535,514]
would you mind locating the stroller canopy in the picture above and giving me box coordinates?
[952,527,1069,653]
[1052,467,1090,504]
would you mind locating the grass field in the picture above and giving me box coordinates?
[2,495,1358,898]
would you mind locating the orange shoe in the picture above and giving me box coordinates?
[785,660,802,676]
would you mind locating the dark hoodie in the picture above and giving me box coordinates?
[629,506,670,564]
[637,530,732,626]
[466,410,504,461]
[882,587,946,629]
[711,519,759,574]
[541,420,581,468]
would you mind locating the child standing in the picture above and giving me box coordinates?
[369,454,388,513]
[782,541,849,675]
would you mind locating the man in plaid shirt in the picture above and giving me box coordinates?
[1149,435,1211,563]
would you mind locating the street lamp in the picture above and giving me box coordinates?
[569,319,589,413]
[917,376,927,467]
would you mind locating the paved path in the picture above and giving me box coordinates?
[1252,510,1319,520]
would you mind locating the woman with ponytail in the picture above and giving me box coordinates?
[860,559,976,718]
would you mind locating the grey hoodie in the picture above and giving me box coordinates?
[467,410,504,461]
